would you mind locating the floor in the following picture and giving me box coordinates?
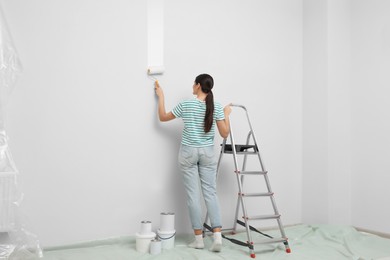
[14,224,390,260]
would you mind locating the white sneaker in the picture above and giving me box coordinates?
[188,235,204,249]
[210,232,222,252]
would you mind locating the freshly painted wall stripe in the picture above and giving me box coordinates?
[147,0,164,68]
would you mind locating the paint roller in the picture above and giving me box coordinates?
[147,66,165,83]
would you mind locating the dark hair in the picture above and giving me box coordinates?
[195,74,214,133]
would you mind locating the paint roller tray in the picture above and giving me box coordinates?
[223,144,258,153]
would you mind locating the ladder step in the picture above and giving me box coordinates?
[244,214,281,220]
[236,170,267,175]
[253,237,288,245]
[239,192,273,197]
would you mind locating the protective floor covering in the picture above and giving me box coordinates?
[41,224,390,260]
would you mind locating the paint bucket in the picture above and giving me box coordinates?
[150,239,162,255]
[157,229,176,250]
[135,221,156,253]
[160,212,175,232]
[140,220,153,235]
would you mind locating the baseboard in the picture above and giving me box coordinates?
[355,226,390,239]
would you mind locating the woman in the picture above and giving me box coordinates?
[155,74,231,252]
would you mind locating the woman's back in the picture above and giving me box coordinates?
[172,98,225,147]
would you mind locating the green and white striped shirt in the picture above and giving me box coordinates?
[172,97,225,147]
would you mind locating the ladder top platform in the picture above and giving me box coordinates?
[223,144,258,153]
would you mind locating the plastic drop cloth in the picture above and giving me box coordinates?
[0,4,42,260]
[40,224,390,260]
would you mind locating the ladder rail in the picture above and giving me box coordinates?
[232,104,282,214]
[231,104,266,172]
[229,121,254,252]
[233,130,251,232]
[231,104,289,244]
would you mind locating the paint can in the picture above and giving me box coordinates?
[140,220,152,235]
[135,221,156,253]
[160,212,175,232]
[157,229,176,250]
[150,239,162,255]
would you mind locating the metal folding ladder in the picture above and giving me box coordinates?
[204,104,291,258]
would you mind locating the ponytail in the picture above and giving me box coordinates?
[204,91,214,133]
[195,74,214,133]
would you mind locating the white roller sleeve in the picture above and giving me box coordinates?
[147,66,165,75]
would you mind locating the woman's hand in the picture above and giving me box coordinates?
[154,81,176,122]
[155,81,164,98]
[224,104,232,117]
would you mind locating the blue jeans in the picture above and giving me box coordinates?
[178,144,222,230]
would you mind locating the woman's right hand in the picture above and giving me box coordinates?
[155,81,164,98]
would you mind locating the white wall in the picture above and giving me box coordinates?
[350,0,390,233]
[302,0,329,224]
[302,0,352,225]
[303,0,390,234]
[2,0,303,247]
[327,0,352,225]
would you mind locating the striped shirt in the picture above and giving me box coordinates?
[172,98,225,147]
